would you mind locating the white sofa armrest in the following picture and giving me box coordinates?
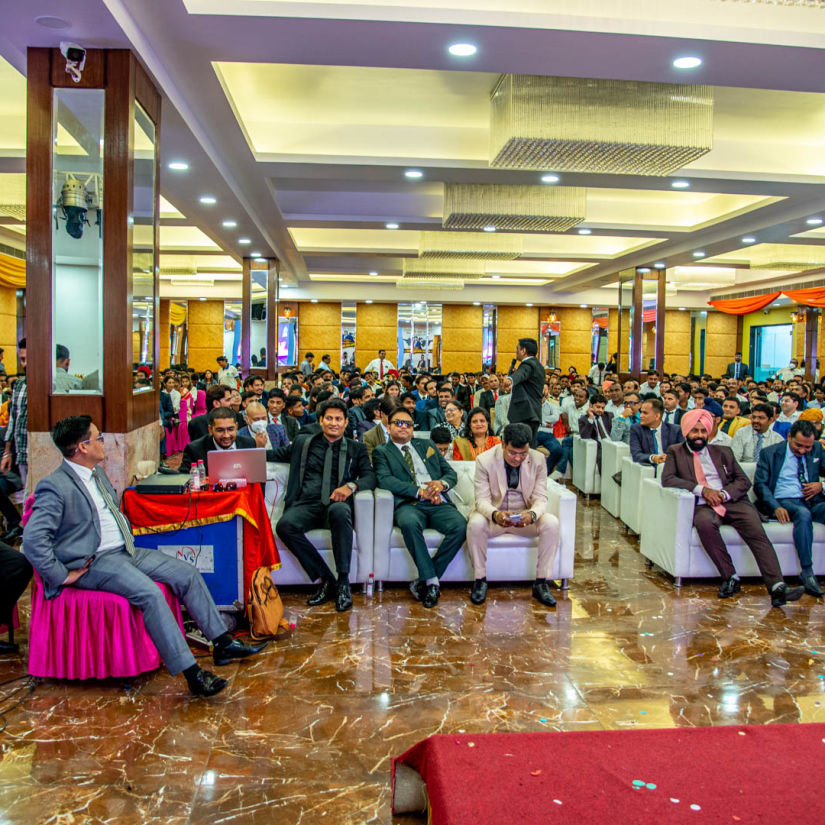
[601,441,629,518]
[639,479,697,577]
[373,488,396,580]
[572,435,599,496]
[352,490,375,583]
[547,479,576,580]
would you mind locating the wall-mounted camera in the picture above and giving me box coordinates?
[60,41,86,83]
[56,173,102,240]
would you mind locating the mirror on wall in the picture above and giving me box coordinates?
[482,304,497,370]
[169,301,188,367]
[341,301,356,369]
[278,303,297,367]
[540,309,560,370]
[591,307,609,366]
[618,274,634,373]
[250,263,268,370]
[223,301,242,365]
[397,302,442,372]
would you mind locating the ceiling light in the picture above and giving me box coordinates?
[250,251,261,257]
[199,195,216,205]
[365,299,373,303]
[806,217,823,226]
[578,228,591,235]
[741,236,757,244]
[692,251,706,258]
[473,301,481,306]
[678,306,686,311]
[653,262,666,269]
[222,220,237,228]
[673,56,703,70]
[35,15,72,28]
[526,303,534,307]
[385,222,399,229]
[580,304,588,308]
[369,271,378,276]
[253,257,265,263]
[404,169,423,179]
[448,42,477,57]
[637,267,651,274]
[167,161,189,171]
[483,225,497,232]
[238,238,251,244]
[491,275,501,280]
[199,297,207,301]
[671,179,690,189]
[310,298,318,303]
[540,174,560,184]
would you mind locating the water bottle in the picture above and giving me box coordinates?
[366,573,374,598]
[198,459,207,489]
[189,464,201,491]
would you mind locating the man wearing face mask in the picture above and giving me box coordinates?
[661,408,804,607]
[238,402,288,451]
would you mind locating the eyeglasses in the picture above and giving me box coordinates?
[391,420,413,428]
[79,434,105,446]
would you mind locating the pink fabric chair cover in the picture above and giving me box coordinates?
[28,573,186,680]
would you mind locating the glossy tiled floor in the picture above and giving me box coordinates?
[2,497,825,824]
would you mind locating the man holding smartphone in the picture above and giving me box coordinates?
[466,423,560,606]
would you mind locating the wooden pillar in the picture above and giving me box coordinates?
[805,308,819,381]
[267,259,278,381]
[655,269,666,371]
[631,271,643,375]
[242,257,252,374]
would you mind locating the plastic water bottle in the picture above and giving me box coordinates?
[366,573,375,598]
[197,460,207,489]
[189,464,201,491]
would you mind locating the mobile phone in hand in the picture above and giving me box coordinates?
[509,513,523,524]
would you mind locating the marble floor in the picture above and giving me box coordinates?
[2,497,825,824]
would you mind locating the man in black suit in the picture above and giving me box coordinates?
[577,393,613,471]
[373,407,466,608]
[427,384,455,430]
[661,390,683,427]
[180,407,257,473]
[724,353,750,380]
[507,338,545,447]
[273,399,375,612]
[630,397,684,466]
[450,372,472,412]
[188,385,235,442]
[266,389,299,442]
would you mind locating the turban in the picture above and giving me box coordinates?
[799,407,823,423]
[702,398,723,419]
[680,407,714,438]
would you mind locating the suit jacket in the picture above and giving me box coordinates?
[159,391,175,429]
[270,431,375,508]
[271,414,299,443]
[630,421,683,465]
[724,361,750,379]
[661,442,751,504]
[577,411,614,468]
[414,398,437,429]
[455,384,472,411]
[478,389,499,414]
[427,406,447,430]
[356,418,378,441]
[472,444,548,520]
[237,423,289,451]
[661,408,684,428]
[753,440,825,515]
[180,434,257,473]
[363,422,388,460]
[23,462,122,599]
[373,438,458,509]
[187,410,244,442]
[508,357,544,425]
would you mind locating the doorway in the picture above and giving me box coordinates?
[750,323,793,382]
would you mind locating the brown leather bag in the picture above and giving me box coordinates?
[246,566,290,640]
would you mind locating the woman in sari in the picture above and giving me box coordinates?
[452,406,500,461]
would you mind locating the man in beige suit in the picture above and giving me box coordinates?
[466,422,560,606]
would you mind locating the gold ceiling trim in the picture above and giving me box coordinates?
[490,75,713,176]
[419,231,522,260]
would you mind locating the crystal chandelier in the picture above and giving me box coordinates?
[402,258,486,280]
[419,231,522,260]
[443,183,586,232]
[490,75,713,176]
[746,244,825,270]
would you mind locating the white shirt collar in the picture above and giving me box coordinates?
[213,438,237,451]
[66,459,94,482]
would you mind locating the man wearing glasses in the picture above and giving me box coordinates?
[373,408,466,608]
[23,416,264,698]
[609,392,642,444]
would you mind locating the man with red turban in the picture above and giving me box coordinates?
[661,408,804,607]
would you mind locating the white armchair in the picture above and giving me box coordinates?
[265,462,375,585]
[572,435,600,498]
[373,460,576,588]
[600,440,629,518]
[619,456,657,535]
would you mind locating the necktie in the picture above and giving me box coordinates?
[735,364,739,379]
[402,446,417,483]
[754,432,764,463]
[93,469,135,555]
[722,419,731,434]
[320,442,333,502]
[797,455,808,487]
[595,416,606,440]
[652,429,659,455]
[380,360,384,379]
[691,451,726,516]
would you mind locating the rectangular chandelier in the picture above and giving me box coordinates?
[490,75,713,176]
[419,231,522,260]
[747,244,825,271]
[443,183,585,232]
[402,258,486,280]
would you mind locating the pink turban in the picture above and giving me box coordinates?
[680,407,714,437]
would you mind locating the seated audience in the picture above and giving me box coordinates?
[731,402,783,463]
[604,382,625,417]
[609,392,641,443]
[452,407,501,460]
[238,401,289,451]
[364,396,397,460]
[466,423,560,606]
[702,399,730,447]
[661,389,682,427]
[267,388,298,442]
[429,426,453,458]
[442,400,466,440]
[180,407,257,473]
[774,392,801,438]
[577,393,612,471]
[373,407,466,608]
[630,397,683,465]
[428,384,456,430]
[188,385,233,442]
[661,408,804,607]
[720,396,750,437]
[285,395,316,429]
[23,415,263,696]
[356,398,382,441]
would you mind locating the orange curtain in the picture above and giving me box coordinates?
[0,253,25,289]
[708,292,780,315]
[782,287,825,308]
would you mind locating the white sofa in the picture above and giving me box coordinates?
[600,440,629,518]
[265,462,375,585]
[373,459,577,588]
[572,435,600,498]
[638,461,825,585]
[619,455,657,535]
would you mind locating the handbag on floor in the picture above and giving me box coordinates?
[246,566,290,640]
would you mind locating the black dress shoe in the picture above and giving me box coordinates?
[802,575,824,597]
[718,577,742,599]
[307,578,336,606]
[409,580,425,602]
[532,581,557,607]
[470,579,488,605]
[0,640,19,655]
[335,581,353,612]
[213,638,268,666]
[771,583,805,607]
[188,668,228,697]
[1,524,22,543]
[157,462,179,475]
[422,584,440,608]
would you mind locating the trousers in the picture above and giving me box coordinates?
[74,546,227,675]
[395,500,467,581]
[775,497,825,575]
[536,431,564,473]
[0,541,31,626]
[276,500,354,580]
[466,512,560,579]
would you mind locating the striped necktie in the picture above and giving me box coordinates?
[402,446,418,483]
[93,469,135,555]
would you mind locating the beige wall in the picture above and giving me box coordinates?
[663,309,691,375]
[187,299,224,372]
[442,304,483,373]
[704,311,739,377]
[355,302,398,371]
[497,305,539,369]
[298,302,342,371]
[0,286,18,375]
[556,307,592,375]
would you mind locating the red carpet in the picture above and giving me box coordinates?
[392,724,825,823]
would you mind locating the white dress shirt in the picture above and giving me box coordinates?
[662,408,679,427]
[691,447,730,505]
[365,357,395,376]
[605,400,624,418]
[710,430,732,447]
[66,461,126,554]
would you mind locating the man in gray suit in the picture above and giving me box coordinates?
[507,338,545,447]
[22,415,265,697]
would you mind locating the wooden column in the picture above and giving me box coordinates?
[655,269,666,371]
[242,257,252,374]
[267,259,279,381]
[805,308,819,381]
[631,271,643,375]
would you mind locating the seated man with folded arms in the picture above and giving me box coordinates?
[373,407,466,608]
[661,408,804,607]
[23,416,264,697]
[466,423,560,607]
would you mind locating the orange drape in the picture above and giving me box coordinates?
[782,287,825,308]
[708,292,780,315]
[0,253,25,288]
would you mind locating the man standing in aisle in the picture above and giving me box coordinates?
[364,349,395,380]
[299,352,315,378]
[216,355,239,390]
[507,338,544,447]
[1,339,26,487]
[724,352,750,380]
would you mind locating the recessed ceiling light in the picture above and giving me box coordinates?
[671,180,690,189]
[526,303,534,307]
[472,301,481,306]
[741,236,757,244]
[448,42,477,57]
[806,217,823,226]
[365,299,374,303]
[577,228,592,235]
[253,257,265,263]
[491,275,501,280]
[701,310,707,315]
[404,169,423,179]
[483,225,496,232]
[238,238,251,244]
[638,267,651,274]
[580,304,588,308]
[540,174,560,184]
[167,161,189,171]
[692,251,706,258]
[222,220,237,228]
[199,195,216,205]
[369,271,378,276]
[35,15,71,28]
[678,307,687,311]
[653,262,666,269]
[250,251,261,257]
[199,297,207,301]
[673,56,702,70]
[385,222,399,229]
[310,298,318,303]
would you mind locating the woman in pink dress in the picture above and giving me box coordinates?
[176,373,196,451]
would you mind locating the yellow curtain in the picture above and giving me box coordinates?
[0,253,25,288]
[169,301,187,326]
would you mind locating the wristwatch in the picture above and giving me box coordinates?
[527,510,537,522]
[346,482,358,492]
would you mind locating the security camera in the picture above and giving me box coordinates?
[60,42,86,83]
[763,309,770,315]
